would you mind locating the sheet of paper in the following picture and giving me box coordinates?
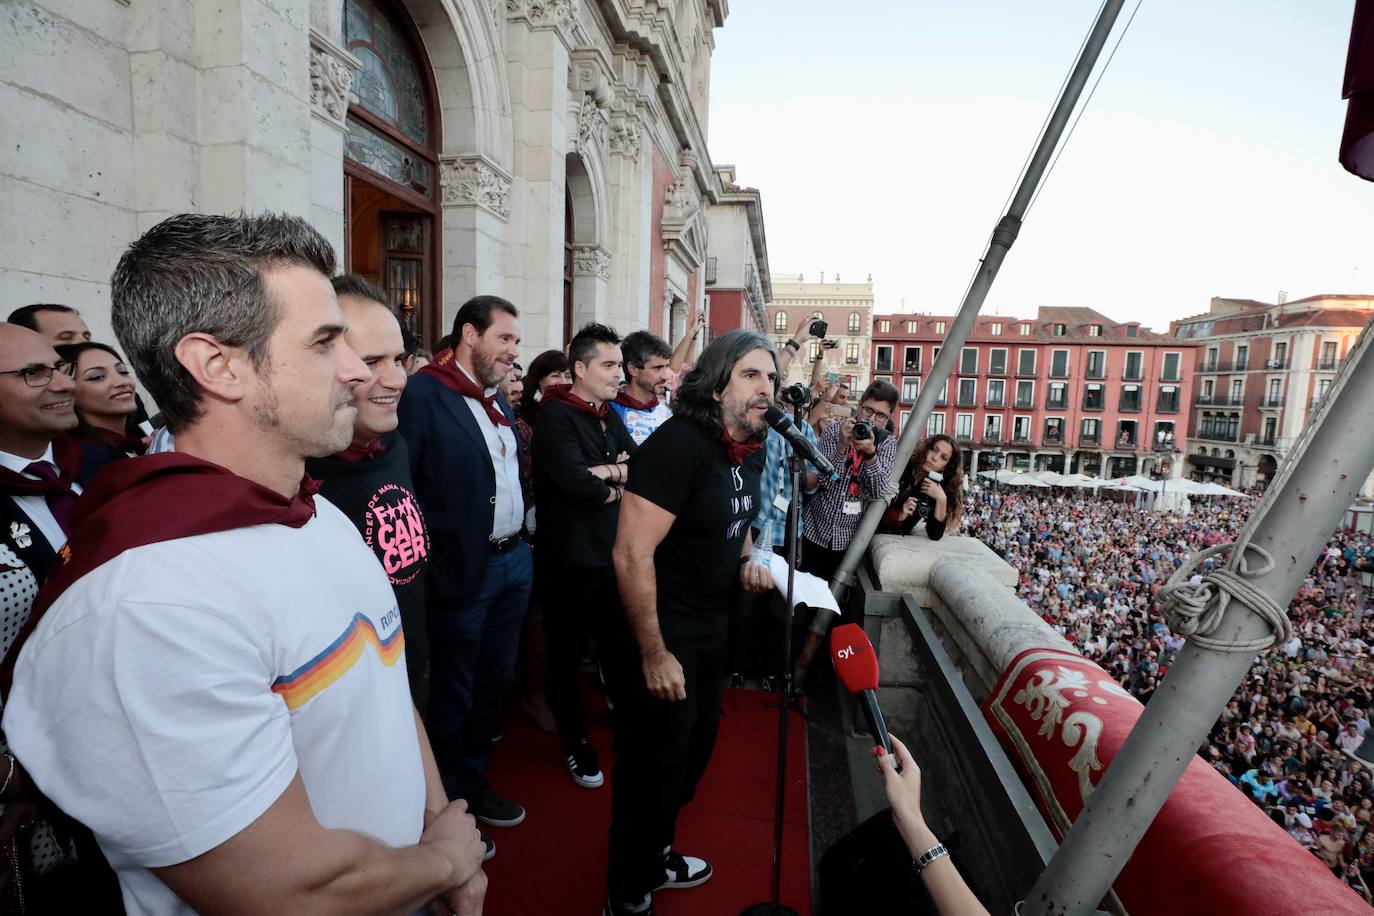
[768,558,841,615]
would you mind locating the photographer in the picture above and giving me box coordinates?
[880,434,963,539]
[800,380,900,581]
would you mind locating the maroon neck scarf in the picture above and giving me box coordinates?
[73,423,147,456]
[0,435,84,497]
[1,453,319,698]
[614,389,659,412]
[334,437,385,462]
[419,349,511,427]
[543,383,609,420]
[720,428,764,465]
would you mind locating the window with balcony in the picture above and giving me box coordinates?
[989,348,1007,376]
[1017,348,1036,376]
[1012,415,1032,443]
[1083,383,1105,411]
[773,310,788,332]
[1085,350,1106,379]
[987,379,1006,407]
[845,342,860,365]
[1046,381,1068,409]
[1044,417,1064,445]
[1204,347,1218,371]
[1119,384,1141,412]
[1124,351,1142,380]
[954,413,973,440]
[1316,378,1333,404]
[1162,352,1181,381]
[983,414,1003,443]
[1116,420,1137,448]
[1080,418,1101,445]
[1050,349,1069,378]
[1262,417,1277,446]
[1201,378,1214,400]
[926,411,945,436]
[957,378,977,406]
[1320,340,1338,370]
[848,312,861,334]
[1153,421,1175,449]
[807,340,821,361]
[1230,379,1242,402]
[960,347,978,375]
[1158,384,1180,412]
[1235,344,1248,371]
[901,377,918,404]
[878,319,891,333]
[935,380,948,405]
[1273,341,1288,367]
[875,345,893,373]
[1266,378,1281,406]
[903,346,921,373]
[1015,379,1035,408]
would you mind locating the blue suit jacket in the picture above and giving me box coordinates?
[397,371,519,600]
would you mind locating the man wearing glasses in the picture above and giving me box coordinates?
[800,379,900,581]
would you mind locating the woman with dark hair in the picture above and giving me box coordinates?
[518,349,572,422]
[55,341,149,460]
[880,433,962,539]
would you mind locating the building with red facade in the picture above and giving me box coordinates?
[704,165,771,338]
[1170,294,1374,491]
[870,307,1198,478]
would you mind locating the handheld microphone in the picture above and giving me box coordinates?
[764,405,840,481]
[830,623,891,755]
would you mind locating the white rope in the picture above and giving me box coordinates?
[1156,541,1292,654]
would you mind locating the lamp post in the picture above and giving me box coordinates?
[1153,430,1177,511]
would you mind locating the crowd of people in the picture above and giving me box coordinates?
[964,482,1374,899]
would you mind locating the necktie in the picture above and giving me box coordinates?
[24,461,77,537]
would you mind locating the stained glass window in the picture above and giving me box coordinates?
[343,0,430,147]
[343,119,432,194]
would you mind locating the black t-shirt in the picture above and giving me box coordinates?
[626,415,764,644]
[306,430,429,697]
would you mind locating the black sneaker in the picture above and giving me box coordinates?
[602,894,653,915]
[658,849,713,889]
[479,826,495,862]
[566,738,605,789]
[468,788,525,827]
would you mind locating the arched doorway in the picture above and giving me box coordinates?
[342,0,442,346]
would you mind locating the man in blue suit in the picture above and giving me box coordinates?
[398,295,530,860]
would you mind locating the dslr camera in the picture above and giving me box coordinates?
[852,419,874,441]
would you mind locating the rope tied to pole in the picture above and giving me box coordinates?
[1156,541,1292,654]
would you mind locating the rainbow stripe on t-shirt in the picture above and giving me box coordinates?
[271,612,405,710]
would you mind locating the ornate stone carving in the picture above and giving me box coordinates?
[439,156,512,219]
[663,174,699,223]
[572,245,611,280]
[575,93,607,154]
[508,0,576,35]
[572,51,614,108]
[308,30,359,128]
[608,111,642,161]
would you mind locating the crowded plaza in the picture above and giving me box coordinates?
[963,480,1374,900]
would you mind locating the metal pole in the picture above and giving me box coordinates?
[1023,316,1374,915]
[827,0,1129,600]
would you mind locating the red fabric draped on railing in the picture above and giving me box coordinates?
[984,647,1367,915]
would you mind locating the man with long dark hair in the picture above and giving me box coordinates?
[605,330,777,916]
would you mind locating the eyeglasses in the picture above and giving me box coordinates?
[0,362,74,388]
[858,404,891,425]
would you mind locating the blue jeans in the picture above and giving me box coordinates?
[426,542,533,801]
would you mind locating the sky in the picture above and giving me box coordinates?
[707,1,1371,330]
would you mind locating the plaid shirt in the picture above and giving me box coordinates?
[802,419,898,550]
[750,422,820,565]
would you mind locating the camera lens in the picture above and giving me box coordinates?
[853,420,872,440]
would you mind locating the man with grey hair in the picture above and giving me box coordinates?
[605,329,777,916]
[2,213,486,916]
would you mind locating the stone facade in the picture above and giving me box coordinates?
[765,274,875,394]
[0,0,745,367]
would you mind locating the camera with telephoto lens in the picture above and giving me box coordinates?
[779,382,811,407]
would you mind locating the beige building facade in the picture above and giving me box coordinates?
[765,274,874,394]
[2,0,742,365]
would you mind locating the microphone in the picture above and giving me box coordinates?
[764,405,840,481]
[830,623,891,755]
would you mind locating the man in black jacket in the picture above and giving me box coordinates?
[530,323,635,790]
[306,276,432,714]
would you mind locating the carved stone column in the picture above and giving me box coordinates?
[439,155,513,316]
[308,29,360,258]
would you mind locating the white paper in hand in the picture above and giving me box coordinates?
[768,558,841,616]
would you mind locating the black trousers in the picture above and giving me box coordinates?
[801,536,847,583]
[605,626,726,902]
[537,561,620,747]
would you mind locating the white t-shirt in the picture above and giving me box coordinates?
[3,498,425,916]
[610,400,673,446]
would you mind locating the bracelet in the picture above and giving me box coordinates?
[784,338,800,352]
[0,754,15,798]
[913,843,949,874]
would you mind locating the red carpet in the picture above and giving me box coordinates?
[482,682,812,915]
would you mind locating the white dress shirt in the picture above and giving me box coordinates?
[0,443,82,552]
[455,364,524,540]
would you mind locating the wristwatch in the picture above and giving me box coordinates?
[913,843,949,874]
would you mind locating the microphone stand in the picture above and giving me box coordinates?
[742,401,805,916]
